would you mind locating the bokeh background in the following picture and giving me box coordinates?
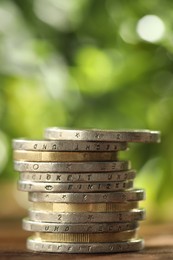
[0,0,172,222]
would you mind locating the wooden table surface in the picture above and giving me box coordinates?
[1,220,173,260]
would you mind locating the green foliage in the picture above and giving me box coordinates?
[0,0,173,219]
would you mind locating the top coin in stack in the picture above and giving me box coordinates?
[44,128,161,143]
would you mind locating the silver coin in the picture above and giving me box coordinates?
[14,160,130,173]
[29,209,145,223]
[18,180,133,192]
[44,128,160,143]
[22,218,139,233]
[27,238,144,253]
[20,170,136,183]
[12,139,128,152]
[28,189,145,203]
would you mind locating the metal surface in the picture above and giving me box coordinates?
[18,180,133,192]
[44,128,160,143]
[29,209,145,223]
[13,150,118,162]
[28,189,145,203]
[14,160,130,173]
[12,139,128,152]
[20,170,136,182]
[31,201,138,212]
[23,218,139,233]
[32,230,137,243]
[27,238,144,253]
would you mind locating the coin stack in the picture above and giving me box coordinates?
[12,128,160,254]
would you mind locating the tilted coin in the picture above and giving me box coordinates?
[14,160,130,173]
[20,170,136,183]
[12,139,128,152]
[29,189,145,203]
[33,230,137,243]
[22,218,139,233]
[44,128,160,143]
[13,150,118,162]
[18,180,133,192]
[29,209,145,223]
[31,201,138,212]
[27,239,144,253]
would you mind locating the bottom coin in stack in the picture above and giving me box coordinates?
[27,238,144,253]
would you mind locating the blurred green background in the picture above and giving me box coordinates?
[0,0,172,221]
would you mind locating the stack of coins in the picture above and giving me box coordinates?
[12,128,160,254]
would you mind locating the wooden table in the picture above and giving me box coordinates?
[1,220,173,260]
